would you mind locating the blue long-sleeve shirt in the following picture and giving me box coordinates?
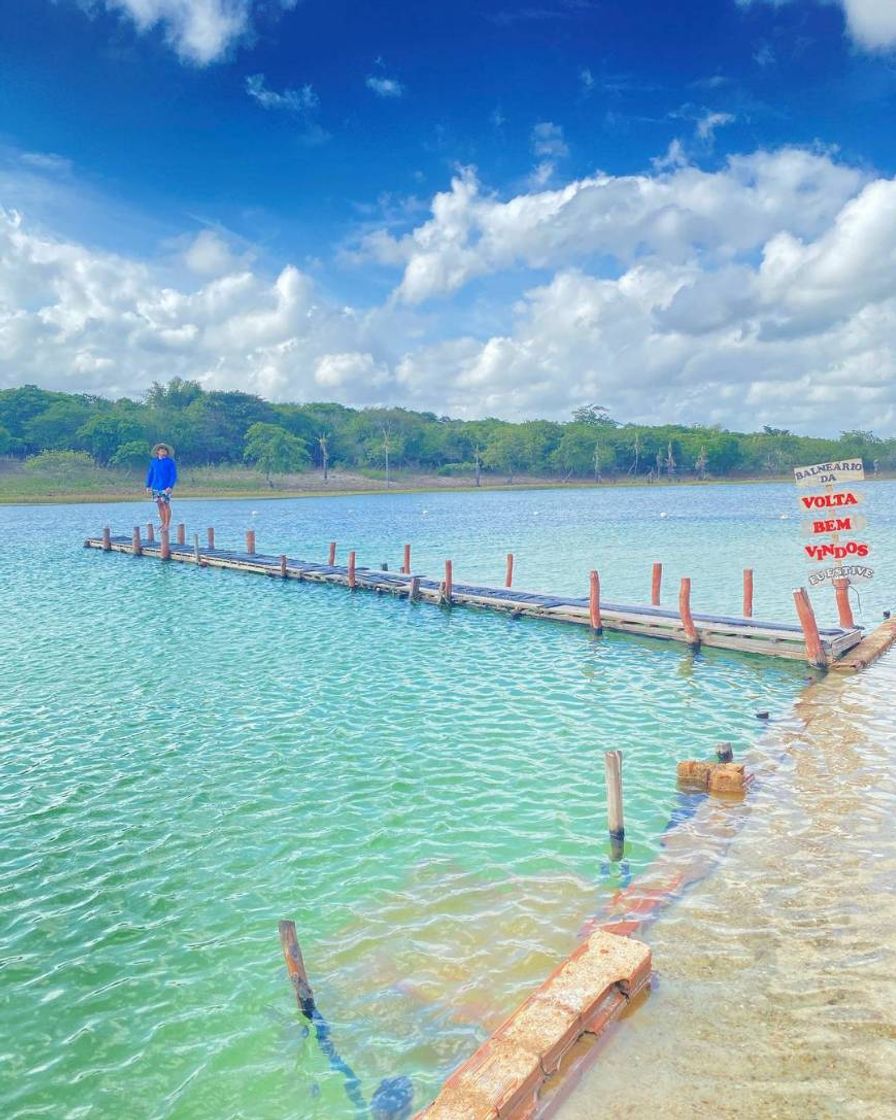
[146,457,177,490]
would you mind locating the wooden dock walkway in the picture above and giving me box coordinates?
[84,531,865,665]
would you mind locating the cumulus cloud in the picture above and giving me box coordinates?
[739,0,896,52]
[246,73,318,114]
[366,75,404,98]
[3,147,896,433]
[696,110,736,142]
[90,0,252,64]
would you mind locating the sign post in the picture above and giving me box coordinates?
[794,458,871,611]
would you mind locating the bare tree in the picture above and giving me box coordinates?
[665,440,676,478]
[593,439,603,482]
[473,444,483,487]
[381,424,392,488]
[695,445,708,480]
[628,430,641,475]
[318,433,329,483]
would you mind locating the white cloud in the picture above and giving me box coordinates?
[696,110,736,142]
[531,121,569,159]
[3,147,896,434]
[246,74,318,114]
[739,1,896,52]
[98,1,251,64]
[366,76,404,98]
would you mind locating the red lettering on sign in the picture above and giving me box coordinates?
[805,541,870,560]
[800,492,858,509]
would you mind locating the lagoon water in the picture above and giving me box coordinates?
[2,481,894,1118]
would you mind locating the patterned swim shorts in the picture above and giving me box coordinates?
[151,490,171,504]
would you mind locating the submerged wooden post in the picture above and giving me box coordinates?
[651,562,662,606]
[131,527,142,556]
[833,577,855,629]
[589,570,603,633]
[402,543,411,575]
[176,523,185,546]
[743,568,754,618]
[146,522,155,543]
[278,919,315,1020]
[102,526,111,551]
[505,553,514,588]
[348,550,357,588]
[604,750,625,861]
[246,530,256,555]
[328,541,336,566]
[679,577,700,647]
[193,533,201,564]
[443,559,453,604]
[207,527,215,550]
[793,587,827,668]
[160,527,171,561]
[279,554,288,579]
[408,575,420,602]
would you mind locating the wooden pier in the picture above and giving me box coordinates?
[84,530,865,666]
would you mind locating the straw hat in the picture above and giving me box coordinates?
[151,442,174,456]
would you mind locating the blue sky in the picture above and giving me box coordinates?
[2,0,896,431]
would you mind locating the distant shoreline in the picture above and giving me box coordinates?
[3,470,891,505]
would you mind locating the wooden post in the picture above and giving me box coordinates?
[793,587,827,668]
[146,522,155,543]
[651,562,662,606]
[833,577,855,629]
[102,526,111,551]
[207,527,215,550]
[444,559,453,604]
[505,553,514,588]
[279,554,288,579]
[160,527,171,561]
[743,568,754,618]
[408,575,420,602]
[132,527,142,556]
[176,523,185,546]
[716,742,734,763]
[246,530,255,555]
[193,533,201,564]
[604,750,625,861]
[402,544,411,574]
[679,577,700,648]
[589,570,603,633]
[278,919,315,1020]
[348,550,357,588]
[328,541,336,566]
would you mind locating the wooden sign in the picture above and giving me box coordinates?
[801,513,868,538]
[793,458,864,486]
[797,489,863,511]
[808,563,874,587]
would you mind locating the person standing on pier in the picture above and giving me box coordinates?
[146,443,177,530]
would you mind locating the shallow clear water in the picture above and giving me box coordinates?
[1,482,893,1119]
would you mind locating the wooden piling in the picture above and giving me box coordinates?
[193,533,201,564]
[443,559,453,604]
[793,587,827,669]
[278,919,315,1020]
[176,523,185,546]
[328,541,336,566]
[834,578,855,629]
[679,577,700,648]
[348,550,357,588]
[505,552,514,588]
[651,562,662,606]
[246,530,256,555]
[131,527,142,556]
[207,527,215,550]
[743,568,754,618]
[604,750,625,861]
[279,554,288,578]
[716,742,734,763]
[102,526,111,551]
[146,522,155,543]
[402,543,411,575]
[160,527,171,561]
[408,575,420,602]
[589,569,603,633]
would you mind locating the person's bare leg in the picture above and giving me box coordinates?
[162,500,172,530]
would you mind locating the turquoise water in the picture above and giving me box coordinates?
[1,482,893,1118]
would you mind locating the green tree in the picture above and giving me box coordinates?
[243,423,310,483]
[78,414,144,464]
[111,441,150,472]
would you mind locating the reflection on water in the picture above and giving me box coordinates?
[558,652,896,1120]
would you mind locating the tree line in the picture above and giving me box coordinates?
[0,381,891,483]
